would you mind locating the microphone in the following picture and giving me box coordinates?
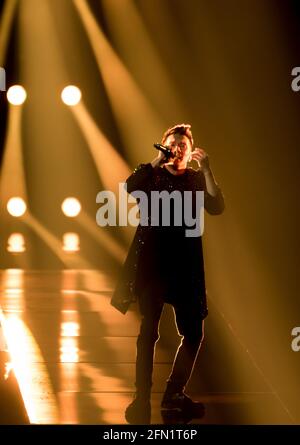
[153,143,175,159]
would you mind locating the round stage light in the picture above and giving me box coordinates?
[61,198,81,217]
[7,233,26,253]
[7,85,27,105]
[62,232,80,252]
[61,86,81,106]
[7,197,27,217]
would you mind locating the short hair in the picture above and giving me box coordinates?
[161,123,194,147]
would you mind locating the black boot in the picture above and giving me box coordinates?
[125,394,151,424]
[161,391,205,422]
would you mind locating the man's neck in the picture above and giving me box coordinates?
[164,162,187,175]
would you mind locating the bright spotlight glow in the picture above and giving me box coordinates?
[60,322,80,363]
[7,233,26,253]
[3,313,59,423]
[0,311,8,352]
[62,232,80,252]
[7,85,27,105]
[61,85,81,106]
[61,322,79,337]
[60,338,79,363]
[61,198,81,217]
[7,197,27,217]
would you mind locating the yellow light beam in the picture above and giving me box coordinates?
[0,106,27,203]
[71,102,135,244]
[78,210,126,264]
[0,0,18,66]
[71,102,131,194]
[22,212,91,269]
[0,310,59,424]
[0,103,34,267]
[73,0,165,165]
[101,0,187,123]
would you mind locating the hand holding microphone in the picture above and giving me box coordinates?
[153,143,175,159]
[151,143,175,168]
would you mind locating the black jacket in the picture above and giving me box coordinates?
[111,163,225,316]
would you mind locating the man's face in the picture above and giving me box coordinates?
[165,133,192,165]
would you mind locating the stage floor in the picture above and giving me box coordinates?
[0,269,294,425]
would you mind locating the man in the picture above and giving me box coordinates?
[111,124,225,424]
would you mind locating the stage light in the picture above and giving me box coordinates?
[7,233,26,253]
[7,85,27,105]
[7,197,27,217]
[61,322,79,337]
[62,232,80,252]
[61,85,81,106]
[60,338,79,363]
[60,321,80,363]
[61,198,81,217]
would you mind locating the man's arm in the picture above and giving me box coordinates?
[202,168,225,215]
[190,147,225,215]
[126,151,167,194]
[125,163,153,194]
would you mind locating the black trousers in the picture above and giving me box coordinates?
[135,287,204,398]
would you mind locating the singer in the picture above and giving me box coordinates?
[111,124,225,424]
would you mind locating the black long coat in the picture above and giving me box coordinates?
[111,163,224,317]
